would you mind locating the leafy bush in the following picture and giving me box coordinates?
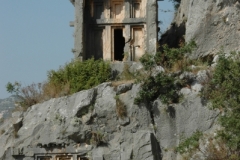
[155,40,197,69]
[176,131,203,154]
[134,73,180,106]
[202,51,240,150]
[6,58,111,109]
[6,81,21,95]
[139,41,197,73]
[6,82,45,110]
[134,41,196,106]
[47,58,111,95]
[139,53,156,71]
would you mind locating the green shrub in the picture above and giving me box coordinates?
[202,50,240,150]
[155,40,196,69]
[139,53,156,71]
[6,58,111,110]
[134,41,196,106]
[6,81,21,95]
[138,41,196,73]
[6,82,45,110]
[176,131,203,154]
[47,58,111,95]
[134,73,181,106]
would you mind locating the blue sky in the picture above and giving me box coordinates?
[0,1,174,99]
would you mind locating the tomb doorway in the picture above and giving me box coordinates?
[113,29,125,61]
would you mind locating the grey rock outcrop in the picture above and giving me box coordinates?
[0,73,218,160]
[187,0,240,57]
[153,94,219,160]
[161,0,240,58]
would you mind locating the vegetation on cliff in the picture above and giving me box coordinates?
[6,58,111,110]
[175,50,240,159]
[169,0,181,9]
[203,50,240,151]
[134,40,197,106]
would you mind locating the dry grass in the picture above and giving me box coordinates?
[115,96,127,119]
[170,58,209,73]
[185,136,240,160]
[42,81,70,99]
[202,138,229,160]
[18,83,45,110]
[118,63,136,80]
[170,58,190,72]
[13,129,19,138]
[13,81,71,111]
[90,131,107,147]
[111,80,135,87]
[0,129,5,135]
[200,138,240,160]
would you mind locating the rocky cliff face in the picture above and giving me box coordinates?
[161,0,240,57]
[2,0,238,159]
[0,62,218,160]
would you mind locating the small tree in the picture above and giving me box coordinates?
[6,81,21,95]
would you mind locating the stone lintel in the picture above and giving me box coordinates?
[88,18,146,25]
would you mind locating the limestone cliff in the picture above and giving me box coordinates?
[0,62,218,160]
[161,0,240,57]
[2,0,240,159]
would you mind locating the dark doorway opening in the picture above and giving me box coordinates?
[114,29,125,61]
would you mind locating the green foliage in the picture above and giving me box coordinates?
[139,53,156,71]
[134,73,180,106]
[6,82,21,95]
[138,41,196,73]
[6,58,111,110]
[203,51,240,150]
[176,131,203,154]
[47,58,111,94]
[134,41,196,106]
[155,40,197,69]
[6,82,44,110]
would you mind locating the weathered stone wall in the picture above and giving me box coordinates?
[162,0,240,58]
[72,0,84,60]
